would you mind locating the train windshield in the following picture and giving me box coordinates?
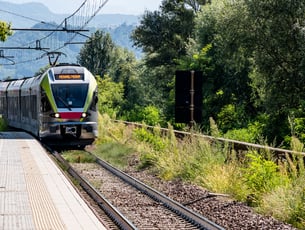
[51,84,88,109]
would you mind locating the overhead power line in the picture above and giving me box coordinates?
[11,28,89,32]
[0,0,109,66]
[0,8,55,26]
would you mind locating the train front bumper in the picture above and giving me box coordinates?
[40,121,98,138]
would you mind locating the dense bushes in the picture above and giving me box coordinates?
[123,105,162,126]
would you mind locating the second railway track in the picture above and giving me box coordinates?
[50,148,224,230]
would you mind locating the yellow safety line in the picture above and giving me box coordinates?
[19,141,65,230]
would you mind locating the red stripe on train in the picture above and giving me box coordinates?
[60,112,82,119]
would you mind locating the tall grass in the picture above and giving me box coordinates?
[96,114,305,228]
[257,137,305,228]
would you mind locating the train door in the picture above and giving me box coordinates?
[40,89,52,134]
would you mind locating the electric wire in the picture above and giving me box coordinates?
[0,0,109,66]
[0,9,56,26]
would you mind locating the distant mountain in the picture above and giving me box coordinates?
[0,1,140,28]
[0,1,59,28]
[0,1,142,78]
[91,14,140,27]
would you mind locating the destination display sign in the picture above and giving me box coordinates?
[55,74,84,80]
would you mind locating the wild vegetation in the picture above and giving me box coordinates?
[0,21,12,42]
[77,2,305,226]
[2,1,305,146]
[95,114,305,228]
[78,0,305,149]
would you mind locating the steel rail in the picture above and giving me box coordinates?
[92,153,224,230]
[51,150,137,230]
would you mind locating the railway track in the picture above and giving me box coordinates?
[49,147,224,230]
[51,150,134,230]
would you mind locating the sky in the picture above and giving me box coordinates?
[6,0,163,15]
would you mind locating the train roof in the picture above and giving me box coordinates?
[51,65,86,75]
[0,81,11,91]
[0,64,94,92]
[7,79,25,91]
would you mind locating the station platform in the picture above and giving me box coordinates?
[0,132,106,230]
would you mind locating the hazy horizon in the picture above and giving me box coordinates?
[3,0,163,15]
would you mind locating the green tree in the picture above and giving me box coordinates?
[97,75,124,117]
[131,0,209,122]
[108,47,148,115]
[124,105,162,126]
[78,30,115,76]
[108,47,136,82]
[131,0,197,67]
[137,64,177,122]
[0,21,12,42]
[78,30,146,119]
[196,0,305,142]
[194,0,254,130]
[243,0,305,140]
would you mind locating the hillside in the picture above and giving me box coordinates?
[0,1,140,28]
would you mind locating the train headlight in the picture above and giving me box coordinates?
[81,112,88,118]
[50,113,60,118]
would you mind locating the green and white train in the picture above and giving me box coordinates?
[0,64,98,143]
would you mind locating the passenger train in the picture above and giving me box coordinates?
[0,63,98,144]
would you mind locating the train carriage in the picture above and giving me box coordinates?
[0,64,98,144]
[0,81,10,119]
[7,79,24,128]
[20,77,38,134]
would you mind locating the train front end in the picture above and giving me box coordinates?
[39,64,98,141]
